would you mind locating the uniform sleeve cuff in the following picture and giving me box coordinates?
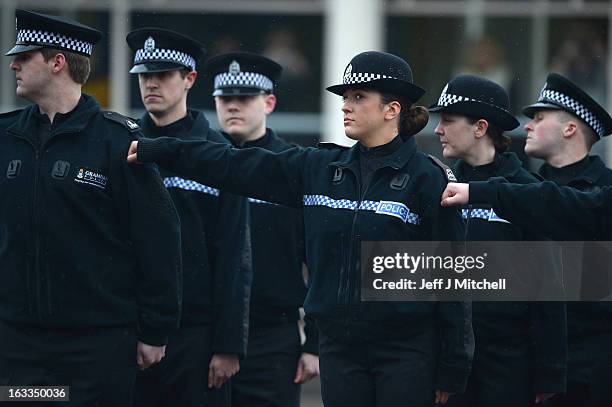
[137,326,169,347]
[137,137,168,164]
[469,181,497,205]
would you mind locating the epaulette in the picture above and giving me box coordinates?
[317,142,350,150]
[102,111,141,133]
[529,171,545,181]
[428,154,458,182]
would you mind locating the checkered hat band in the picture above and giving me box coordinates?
[343,72,397,85]
[303,194,421,226]
[163,177,219,196]
[437,92,478,107]
[16,29,93,55]
[539,89,605,138]
[214,72,273,92]
[134,48,196,71]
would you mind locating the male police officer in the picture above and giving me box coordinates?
[204,52,319,407]
[441,76,612,405]
[521,73,612,407]
[126,29,251,406]
[0,10,181,406]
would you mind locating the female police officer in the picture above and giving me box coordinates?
[128,51,473,406]
[430,75,566,406]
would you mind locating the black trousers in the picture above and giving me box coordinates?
[445,339,531,407]
[545,360,612,407]
[231,321,301,407]
[546,333,612,407]
[134,324,229,407]
[318,326,436,407]
[0,320,137,407]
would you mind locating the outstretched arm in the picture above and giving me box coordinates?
[442,180,611,240]
[128,138,311,208]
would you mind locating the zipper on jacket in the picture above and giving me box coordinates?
[344,166,377,317]
[10,130,44,321]
[33,147,43,321]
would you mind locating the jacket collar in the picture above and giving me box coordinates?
[241,128,277,149]
[454,151,523,181]
[139,109,212,141]
[7,94,98,144]
[329,135,418,173]
[539,155,607,185]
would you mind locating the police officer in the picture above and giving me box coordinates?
[126,28,251,406]
[517,73,612,407]
[128,50,474,407]
[430,75,567,406]
[0,10,181,406]
[441,77,612,404]
[204,52,319,407]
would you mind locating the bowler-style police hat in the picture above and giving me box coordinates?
[429,75,520,131]
[6,9,102,57]
[326,51,425,103]
[126,28,205,74]
[523,73,612,139]
[204,52,282,97]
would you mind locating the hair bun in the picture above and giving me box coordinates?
[401,105,429,138]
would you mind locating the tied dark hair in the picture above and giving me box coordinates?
[465,116,511,152]
[380,92,429,139]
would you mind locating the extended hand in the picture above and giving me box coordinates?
[441,183,469,207]
[208,353,240,389]
[294,352,320,384]
[127,140,139,164]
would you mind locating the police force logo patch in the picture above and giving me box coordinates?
[75,167,108,190]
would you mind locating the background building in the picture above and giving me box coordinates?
[1,0,609,169]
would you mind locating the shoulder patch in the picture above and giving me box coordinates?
[428,154,457,182]
[317,142,350,151]
[102,111,141,133]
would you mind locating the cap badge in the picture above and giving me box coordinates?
[441,83,449,96]
[144,36,155,51]
[539,82,548,99]
[229,60,241,76]
[343,63,352,82]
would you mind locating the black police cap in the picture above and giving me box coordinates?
[6,9,102,57]
[523,73,612,139]
[204,52,282,97]
[126,28,205,74]
[326,51,425,103]
[429,74,519,131]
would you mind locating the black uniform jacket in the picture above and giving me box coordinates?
[139,110,251,356]
[137,134,474,393]
[538,155,612,383]
[0,94,181,346]
[230,128,317,355]
[456,152,567,393]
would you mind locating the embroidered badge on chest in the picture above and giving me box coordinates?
[75,167,108,189]
[375,201,410,223]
